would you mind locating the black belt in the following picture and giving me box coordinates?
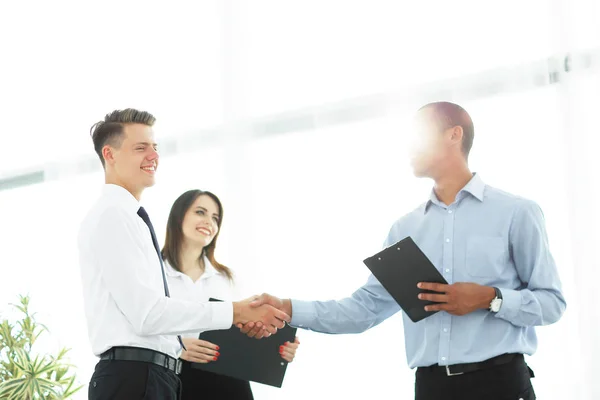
[100,346,182,375]
[419,353,521,377]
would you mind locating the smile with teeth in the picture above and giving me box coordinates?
[197,227,211,236]
[141,165,156,173]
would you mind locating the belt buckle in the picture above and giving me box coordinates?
[445,365,464,377]
[175,359,182,375]
[166,357,175,372]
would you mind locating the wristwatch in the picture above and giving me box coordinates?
[489,287,503,313]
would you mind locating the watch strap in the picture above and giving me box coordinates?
[493,286,502,300]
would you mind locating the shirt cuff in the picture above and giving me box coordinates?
[290,299,315,328]
[494,288,520,321]
[210,301,234,329]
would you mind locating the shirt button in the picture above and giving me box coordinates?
[441,357,447,361]
[445,269,450,273]
[443,328,448,332]
[445,238,450,243]
[448,210,453,214]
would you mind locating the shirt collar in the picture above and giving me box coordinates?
[102,184,140,215]
[423,173,485,214]
[164,256,218,280]
[164,261,181,277]
[461,172,485,201]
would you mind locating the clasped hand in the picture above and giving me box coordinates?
[236,293,291,339]
[417,282,495,316]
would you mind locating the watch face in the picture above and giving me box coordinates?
[491,298,502,312]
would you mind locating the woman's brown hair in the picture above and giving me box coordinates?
[161,189,233,280]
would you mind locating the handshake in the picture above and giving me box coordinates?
[232,293,292,339]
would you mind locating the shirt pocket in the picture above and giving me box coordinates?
[465,236,507,279]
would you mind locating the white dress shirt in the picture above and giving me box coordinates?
[165,258,235,347]
[78,184,233,358]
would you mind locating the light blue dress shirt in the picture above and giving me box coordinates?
[291,174,566,368]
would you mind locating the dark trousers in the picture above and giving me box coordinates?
[179,360,254,400]
[88,360,181,400]
[415,354,535,400]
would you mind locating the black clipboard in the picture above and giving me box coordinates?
[363,236,448,323]
[191,298,297,388]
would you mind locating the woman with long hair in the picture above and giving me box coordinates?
[161,189,300,399]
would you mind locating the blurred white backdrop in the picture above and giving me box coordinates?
[1,1,599,399]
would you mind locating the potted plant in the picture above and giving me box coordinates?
[0,295,82,399]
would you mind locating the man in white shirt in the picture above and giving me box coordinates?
[78,108,289,400]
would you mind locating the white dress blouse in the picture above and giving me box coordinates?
[165,257,236,340]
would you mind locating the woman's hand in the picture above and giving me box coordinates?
[279,337,300,363]
[180,337,220,363]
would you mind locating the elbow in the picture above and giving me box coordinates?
[135,321,162,336]
[337,323,372,335]
[132,320,149,336]
[552,297,567,324]
[543,293,567,326]
[133,299,169,336]
[131,312,157,336]
[358,318,382,333]
[341,314,383,334]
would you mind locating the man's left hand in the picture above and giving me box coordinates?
[417,282,495,316]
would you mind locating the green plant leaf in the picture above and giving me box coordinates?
[0,377,29,400]
[0,295,82,399]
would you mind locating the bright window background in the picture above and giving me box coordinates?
[236,0,555,117]
[0,0,224,173]
[1,1,599,399]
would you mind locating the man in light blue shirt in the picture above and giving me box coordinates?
[242,102,565,400]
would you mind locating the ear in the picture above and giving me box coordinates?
[102,145,115,166]
[449,126,464,147]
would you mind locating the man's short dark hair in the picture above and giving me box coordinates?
[419,102,474,158]
[90,108,156,168]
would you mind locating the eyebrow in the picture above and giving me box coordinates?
[133,142,158,147]
[195,206,220,217]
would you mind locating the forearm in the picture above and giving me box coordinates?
[138,298,233,336]
[290,279,400,334]
[495,287,566,327]
[290,299,382,333]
